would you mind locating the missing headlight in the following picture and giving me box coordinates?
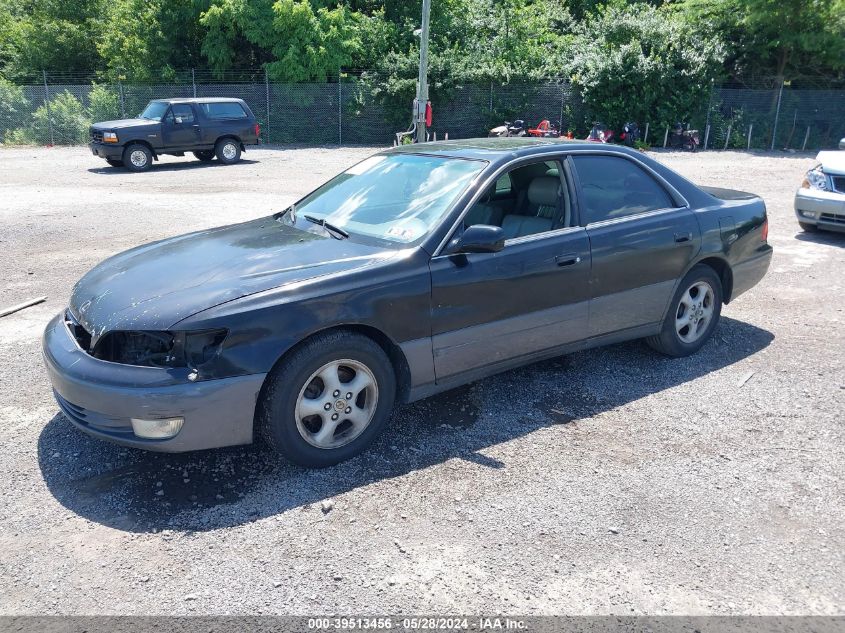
[93,331,175,366]
[90,328,228,369]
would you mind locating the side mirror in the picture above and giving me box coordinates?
[450,225,505,254]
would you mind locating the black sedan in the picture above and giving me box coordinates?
[43,138,772,467]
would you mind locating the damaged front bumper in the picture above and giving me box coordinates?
[42,312,266,452]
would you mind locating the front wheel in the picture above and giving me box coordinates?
[258,331,396,467]
[647,265,723,357]
[215,138,241,165]
[122,143,152,172]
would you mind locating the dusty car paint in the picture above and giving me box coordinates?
[44,138,772,451]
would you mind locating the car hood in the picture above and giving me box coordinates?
[92,119,159,130]
[69,217,394,339]
[817,151,845,176]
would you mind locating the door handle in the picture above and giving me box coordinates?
[555,254,581,267]
[674,232,692,243]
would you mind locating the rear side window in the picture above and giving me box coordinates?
[200,102,248,119]
[572,155,674,225]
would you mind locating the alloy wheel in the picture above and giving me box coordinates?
[295,359,379,449]
[675,280,715,343]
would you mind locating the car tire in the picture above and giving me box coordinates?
[258,331,396,468]
[647,264,723,357]
[193,150,215,162]
[122,143,152,172]
[214,138,241,165]
[798,221,818,232]
[105,159,124,168]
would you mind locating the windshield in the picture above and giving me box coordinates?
[288,154,486,245]
[140,101,168,120]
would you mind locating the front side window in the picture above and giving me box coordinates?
[572,155,674,225]
[287,154,486,245]
[201,102,248,119]
[462,159,572,240]
[170,104,195,124]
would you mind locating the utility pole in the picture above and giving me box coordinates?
[414,0,431,143]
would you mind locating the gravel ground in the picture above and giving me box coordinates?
[0,145,842,616]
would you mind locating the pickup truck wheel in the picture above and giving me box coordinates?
[105,159,124,168]
[215,139,241,165]
[193,150,214,162]
[122,144,152,172]
[798,221,818,232]
[258,331,396,468]
[647,264,722,357]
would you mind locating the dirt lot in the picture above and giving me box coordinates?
[0,145,842,616]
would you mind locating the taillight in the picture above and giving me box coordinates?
[255,123,261,138]
[761,217,769,242]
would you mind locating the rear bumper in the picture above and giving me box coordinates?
[731,245,773,301]
[90,142,123,161]
[794,189,845,232]
[42,313,265,452]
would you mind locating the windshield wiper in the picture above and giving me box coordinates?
[303,214,349,240]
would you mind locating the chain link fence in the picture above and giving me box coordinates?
[1,72,843,150]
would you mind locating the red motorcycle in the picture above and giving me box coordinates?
[585,122,614,143]
[528,119,561,138]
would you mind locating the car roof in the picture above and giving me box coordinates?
[150,97,246,104]
[383,137,642,161]
[384,137,716,209]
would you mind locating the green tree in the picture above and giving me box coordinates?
[98,0,210,80]
[565,3,723,128]
[677,0,845,84]
[1,0,103,79]
[201,0,359,81]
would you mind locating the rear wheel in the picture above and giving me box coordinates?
[214,138,241,165]
[193,150,215,162]
[798,221,818,232]
[122,143,152,172]
[647,264,722,357]
[258,331,396,467]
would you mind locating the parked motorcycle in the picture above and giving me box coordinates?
[528,119,561,138]
[619,122,640,146]
[668,122,699,151]
[488,119,526,137]
[585,122,614,143]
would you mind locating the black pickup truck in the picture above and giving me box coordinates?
[90,97,260,172]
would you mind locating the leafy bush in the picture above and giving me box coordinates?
[88,84,121,122]
[30,91,91,145]
[0,79,30,142]
[565,4,724,131]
